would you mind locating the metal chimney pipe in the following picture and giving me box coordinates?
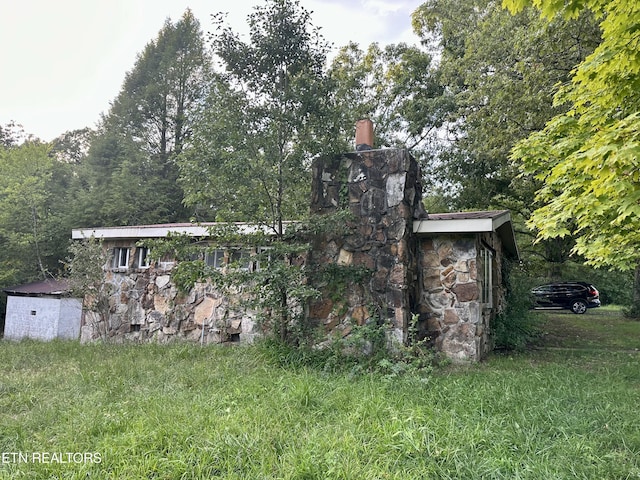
[355,118,374,151]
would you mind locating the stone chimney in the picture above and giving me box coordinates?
[310,120,423,346]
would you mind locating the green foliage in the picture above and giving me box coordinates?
[108,9,209,156]
[72,10,209,228]
[0,141,59,284]
[256,315,438,380]
[328,42,450,153]
[492,261,542,351]
[255,307,439,380]
[311,263,371,300]
[374,314,440,380]
[0,121,31,147]
[64,237,114,337]
[74,131,189,227]
[64,237,108,299]
[141,222,320,344]
[412,0,600,210]
[508,0,640,271]
[560,262,634,306]
[179,0,337,228]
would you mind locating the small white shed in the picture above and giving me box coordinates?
[3,279,82,341]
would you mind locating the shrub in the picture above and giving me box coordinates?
[493,261,541,351]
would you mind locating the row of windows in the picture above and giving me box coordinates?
[110,247,263,271]
[111,244,495,305]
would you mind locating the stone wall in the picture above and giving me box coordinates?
[80,247,258,344]
[417,232,507,361]
[309,149,424,345]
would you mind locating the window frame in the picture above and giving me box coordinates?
[112,247,130,270]
[229,248,252,271]
[205,249,225,269]
[137,247,151,269]
[480,245,494,308]
[255,246,273,271]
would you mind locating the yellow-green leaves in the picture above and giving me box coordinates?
[511,0,640,270]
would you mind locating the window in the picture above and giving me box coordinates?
[480,246,493,307]
[158,254,176,270]
[137,247,151,269]
[229,249,251,271]
[255,246,272,271]
[205,249,225,269]
[112,247,130,269]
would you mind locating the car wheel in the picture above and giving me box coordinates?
[571,300,587,314]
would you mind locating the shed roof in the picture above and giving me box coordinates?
[3,279,71,297]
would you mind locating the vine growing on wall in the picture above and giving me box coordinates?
[139,211,361,345]
[64,237,114,340]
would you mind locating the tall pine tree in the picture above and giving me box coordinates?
[76,9,210,227]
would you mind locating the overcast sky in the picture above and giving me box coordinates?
[0,0,424,142]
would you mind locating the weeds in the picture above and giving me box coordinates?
[493,262,542,351]
[1,310,639,479]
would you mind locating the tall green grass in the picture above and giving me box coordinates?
[1,328,639,478]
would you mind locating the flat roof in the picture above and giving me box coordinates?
[72,222,275,240]
[413,210,511,234]
[72,211,519,258]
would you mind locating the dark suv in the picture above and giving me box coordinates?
[531,282,601,314]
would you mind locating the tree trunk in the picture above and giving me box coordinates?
[628,262,640,319]
[280,288,288,342]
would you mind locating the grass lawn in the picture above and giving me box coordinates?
[1,308,639,479]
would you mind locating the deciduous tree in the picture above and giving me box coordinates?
[506,0,640,312]
[328,42,451,157]
[179,0,335,233]
[0,142,54,284]
[108,8,210,157]
[507,0,640,270]
[76,9,210,227]
[412,0,600,212]
[176,0,351,343]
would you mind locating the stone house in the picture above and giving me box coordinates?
[71,137,518,361]
[71,223,265,345]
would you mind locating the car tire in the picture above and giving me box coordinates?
[570,299,588,314]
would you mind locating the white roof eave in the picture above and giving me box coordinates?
[412,211,518,259]
[71,223,273,240]
[413,218,491,234]
[412,211,511,235]
[72,226,210,240]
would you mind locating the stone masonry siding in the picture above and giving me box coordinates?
[80,246,258,344]
[417,232,507,361]
[77,147,513,362]
[309,149,423,345]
